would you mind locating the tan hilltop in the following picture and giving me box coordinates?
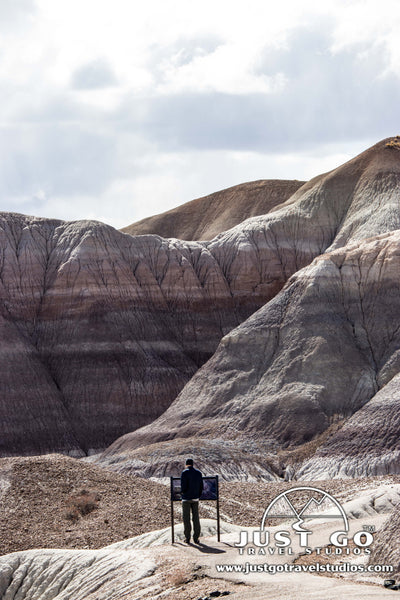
[121,179,305,240]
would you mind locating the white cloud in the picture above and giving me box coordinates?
[153,42,288,95]
[0,0,399,229]
[71,59,118,90]
[9,143,369,230]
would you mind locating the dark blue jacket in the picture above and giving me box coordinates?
[180,466,203,500]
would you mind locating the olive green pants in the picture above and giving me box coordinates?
[182,500,200,541]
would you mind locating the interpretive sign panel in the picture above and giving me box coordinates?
[170,475,218,501]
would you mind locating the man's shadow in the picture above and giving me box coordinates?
[177,541,226,554]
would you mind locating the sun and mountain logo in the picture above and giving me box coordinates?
[235,486,373,556]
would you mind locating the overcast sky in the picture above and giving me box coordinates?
[1,0,400,229]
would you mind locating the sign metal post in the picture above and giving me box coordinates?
[216,475,220,542]
[170,477,175,544]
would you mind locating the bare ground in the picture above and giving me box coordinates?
[1,453,399,557]
[1,454,400,599]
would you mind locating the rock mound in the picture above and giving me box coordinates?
[370,502,400,575]
[298,373,400,480]
[100,437,279,481]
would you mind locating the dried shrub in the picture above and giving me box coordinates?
[65,489,100,522]
[65,507,80,523]
[385,136,400,150]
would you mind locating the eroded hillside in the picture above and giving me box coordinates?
[98,139,400,478]
[1,138,400,469]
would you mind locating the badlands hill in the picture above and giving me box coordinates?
[0,176,340,456]
[0,199,319,457]
[122,179,305,240]
[98,138,400,479]
[2,137,400,474]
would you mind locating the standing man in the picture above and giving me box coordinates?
[180,458,203,544]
